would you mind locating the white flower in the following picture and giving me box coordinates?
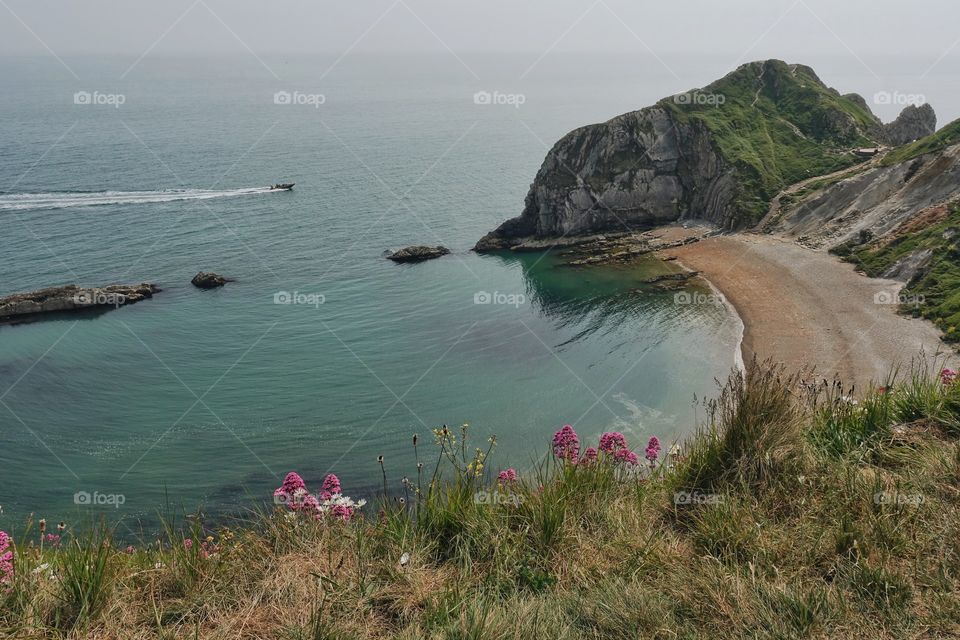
[399,552,410,567]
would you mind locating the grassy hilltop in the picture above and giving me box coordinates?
[662,60,881,225]
[2,361,960,639]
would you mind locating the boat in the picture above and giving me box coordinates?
[269,183,295,191]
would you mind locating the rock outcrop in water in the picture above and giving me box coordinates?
[385,245,451,263]
[0,283,159,321]
[191,272,229,289]
[475,60,935,251]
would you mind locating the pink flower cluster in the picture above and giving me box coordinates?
[497,468,518,484]
[552,425,580,461]
[553,426,662,469]
[273,471,365,522]
[941,368,957,386]
[599,432,628,454]
[645,436,661,464]
[0,531,13,584]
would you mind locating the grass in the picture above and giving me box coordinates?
[661,60,877,226]
[3,359,960,638]
[844,200,960,343]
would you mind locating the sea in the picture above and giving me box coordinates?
[1,52,949,534]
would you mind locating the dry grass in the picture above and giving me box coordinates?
[3,361,960,639]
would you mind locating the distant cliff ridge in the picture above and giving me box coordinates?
[475,60,936,251]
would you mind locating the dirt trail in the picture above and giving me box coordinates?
[666,234,953,390]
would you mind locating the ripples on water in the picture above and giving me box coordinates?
[0,55,741,531]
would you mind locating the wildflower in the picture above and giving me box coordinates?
[125,545,135,554]
[57,522,66,533]
[614,448,639,465]
[44,534,61,547]
[320,473,342,500]
[183,538,193,550]
[645,436,661,464]
[497,468,518,484]
[582,447,598,463]
[273,471,308,508]
[941,368,957,386]
[0,531,13,584]
[552,424,580,462]
[399,552,410,567]
[39,519,46,534]
[599,432,628,454]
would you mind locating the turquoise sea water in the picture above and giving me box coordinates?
[0,54,748,532]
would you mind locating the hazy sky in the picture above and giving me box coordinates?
[1,0,958,59]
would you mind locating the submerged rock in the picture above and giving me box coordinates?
[191,272,229,289]
[385,246,451,263]
[0,283,159,321]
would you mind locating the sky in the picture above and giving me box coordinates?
[1,0,957,59]
[2,0,960,122]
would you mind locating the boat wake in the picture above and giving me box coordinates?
[0,187,274,211]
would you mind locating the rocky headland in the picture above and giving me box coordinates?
[475,59,936,252]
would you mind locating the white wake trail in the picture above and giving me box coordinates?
[0,187,274,211]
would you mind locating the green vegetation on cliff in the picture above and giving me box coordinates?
[663,60,878,224]
[846,200,960,343]
[881,118,960,166]
[4,362,960,639]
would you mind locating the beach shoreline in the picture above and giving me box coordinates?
[664,233,955,390]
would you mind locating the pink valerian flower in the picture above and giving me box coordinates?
[319,473,342,500]
[183,538,193,550]
[274,471,309,508]
[645,436,661,464]
[497,468,519,484]
[44,534,61,547]
[552,424,580,462]
[582,447,598,463]
[614,448,639,465]
[941,368,957,386]
[124,545,135,554]
[599,432,628,455]
[0,531,13,584]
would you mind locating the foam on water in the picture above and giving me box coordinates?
[0,187,273,211]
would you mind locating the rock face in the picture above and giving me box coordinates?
[191,272,229,289]
[474,60,936,252]
[881,104,937,146]
[474,106,735,251]
[385,246,451,263]
[766,141,960,252]
[0,283,159,321]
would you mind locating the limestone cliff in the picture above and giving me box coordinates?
[476,60,931,251]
